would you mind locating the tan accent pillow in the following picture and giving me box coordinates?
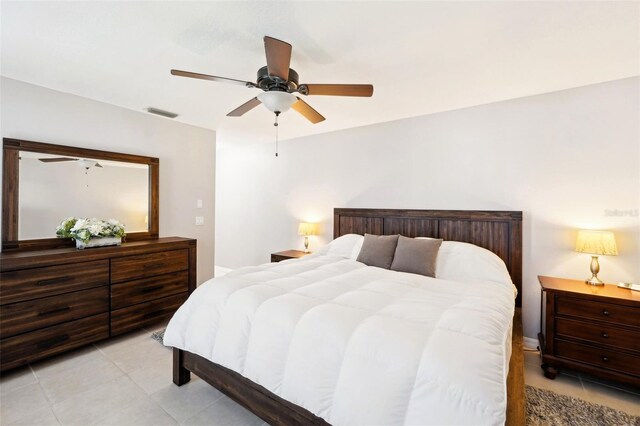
[390,235,443,277]
[356,234,399,269]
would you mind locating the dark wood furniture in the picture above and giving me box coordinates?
[2,138,160,251]
[506,307,525,426]
[538,275,640,387]
[270,249,309,263]
[173,208,524,426]
[0,237,196,372]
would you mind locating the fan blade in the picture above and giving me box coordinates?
[264,36,292,81]
[300,84,373,97]
[227,97,262,117]
[292,98,325,124]
[39,157,78,163]
[171,69,254,87]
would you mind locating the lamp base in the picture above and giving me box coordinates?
[585,255,605,286]
[585,276,605,286]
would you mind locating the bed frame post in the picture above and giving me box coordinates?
[173,348,191,386]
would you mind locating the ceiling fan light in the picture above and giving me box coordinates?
[76,159,96,169]
[257,91,297,113]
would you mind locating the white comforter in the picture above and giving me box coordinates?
[164,253,515,425]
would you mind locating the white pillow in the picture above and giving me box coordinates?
[326,235,512,285]
[316,234,364,259]
[433,240,513,285]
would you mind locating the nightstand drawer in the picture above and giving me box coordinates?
[0,286,109,338]
[111,271,188,309]
[0,261,109,305]
[556,317,640,353]
[271,254,290,262]
[111,249,188,283]
[556,339,640,377]
[556,296,640,328]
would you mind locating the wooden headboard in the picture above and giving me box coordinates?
[334,208,523,307]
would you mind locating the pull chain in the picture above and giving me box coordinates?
[274,112,280,157]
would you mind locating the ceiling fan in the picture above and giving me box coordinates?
[171,36,374,124]
[39,157,103,169]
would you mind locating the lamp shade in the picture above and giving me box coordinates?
[257,91,297,113]
[575,230,618,256]
[298,222,319,236]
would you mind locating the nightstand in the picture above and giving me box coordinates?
[538,275,640,387]
[270,250,309,263]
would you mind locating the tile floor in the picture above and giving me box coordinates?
[1,326,638,425]
[0,322,264,426]
[523,349,640,417]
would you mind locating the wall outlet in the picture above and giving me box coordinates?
[196,199,203,209]
[195,216,204,226]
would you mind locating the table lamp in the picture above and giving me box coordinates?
[575,230,618,286]
[298,222,319,253]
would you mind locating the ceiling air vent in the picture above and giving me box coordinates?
[146,107,178,119]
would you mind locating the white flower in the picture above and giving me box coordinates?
[59,216,126,242]
[71,218,87,231]
[88,224,103,235]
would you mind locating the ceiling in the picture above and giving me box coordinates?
[2,1,639,149]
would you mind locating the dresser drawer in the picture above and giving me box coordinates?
[111,271,189,310]
[0,261,109,305]
[556,339,640,377]
[0,286,109,338]
[111,249,188,283]
[111,292,188,336]
[555,296,640,328]
[0,313,109,371]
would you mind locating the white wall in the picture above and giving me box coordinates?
[216,77,640,339]
[2,77,216,284]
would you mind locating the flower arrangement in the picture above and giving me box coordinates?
[56,217,126,244]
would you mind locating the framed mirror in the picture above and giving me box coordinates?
[2,138,159,251]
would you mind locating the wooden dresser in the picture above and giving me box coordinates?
[0,237,196,372]
[538,276,640,387]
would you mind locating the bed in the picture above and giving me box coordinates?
[165,208,524,425]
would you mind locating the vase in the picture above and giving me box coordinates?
[76,236,122,250]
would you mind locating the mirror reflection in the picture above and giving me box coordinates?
[19,151,149,240]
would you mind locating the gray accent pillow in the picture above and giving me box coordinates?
[390,235,443,277]
[356,234,399,269]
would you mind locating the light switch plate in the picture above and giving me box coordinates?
[196,199,203,209]
[195,216,204,226]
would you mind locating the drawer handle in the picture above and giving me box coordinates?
[37,334,70,350]
[602,309,610,316]
[38,306,71,317]
[601,332,609,338]
[36,276,71,286]
[602,356,609,362]
[140,285,164,294]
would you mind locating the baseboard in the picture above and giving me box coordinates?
[523,336,539,351]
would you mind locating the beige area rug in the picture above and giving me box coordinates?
[526,385,639,426]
